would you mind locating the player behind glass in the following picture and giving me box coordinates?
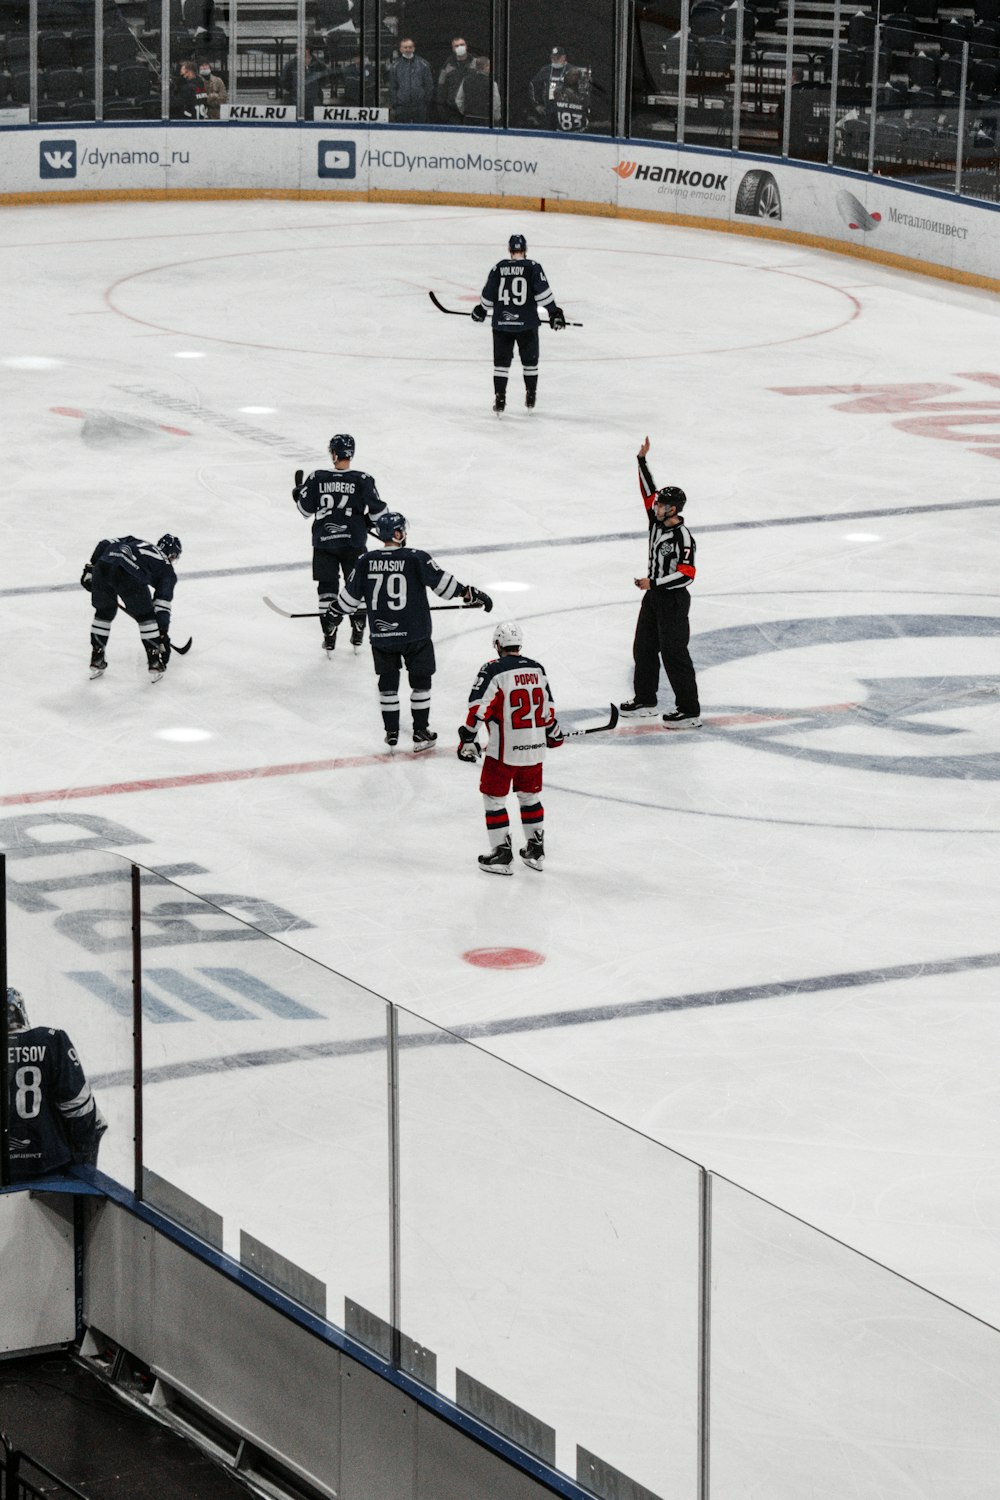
[292,434,387,654]
[81,533,181,681]
[338,512,493,752]
[458,620,563,875]
[4,987,107,1182]
[470,233,566,414]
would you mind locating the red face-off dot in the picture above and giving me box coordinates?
[462,947,546,969]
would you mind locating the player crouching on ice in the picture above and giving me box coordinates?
[458,620,563,874]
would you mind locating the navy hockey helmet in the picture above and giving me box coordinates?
[6,986,29,1032]
[653,486,686,513]
[508,233,527,255]
[493,620,522,653]
[157,533,182,560]
[374,511,407,543]
[329,433,356,461]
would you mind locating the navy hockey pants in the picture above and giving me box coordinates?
[632,587,700,715]
[372,638,436,732]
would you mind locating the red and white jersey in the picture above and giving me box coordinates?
[465,652,558,766]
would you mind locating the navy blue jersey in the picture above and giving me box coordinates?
[6,1026,105,1180]
[90,536,177,629]
[294,467,386,552]
[338,546,463,648]
[478,257,556,333]
[464,652,559,766]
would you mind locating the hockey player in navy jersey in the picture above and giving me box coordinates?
[81,533,181,680]
[458,620,563,874]
[470,233,566,413]
[4,987,106,1182]
[293,433,387,653]
[338,512,493,753]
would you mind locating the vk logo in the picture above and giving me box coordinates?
[318,140,356,179]
[40,140,77,178]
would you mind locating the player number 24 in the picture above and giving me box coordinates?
[509,686,548,729]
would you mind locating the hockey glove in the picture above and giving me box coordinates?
[80,563,93,591]
[457,724,481,763]
[464,586,493,613]
[549,307,566,331]
[470,304,487,323]
[545,722,564,749]
[294,469,304,487]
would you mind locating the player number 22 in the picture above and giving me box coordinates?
[509,686,548,728]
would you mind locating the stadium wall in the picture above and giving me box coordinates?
[2,122,1000,292]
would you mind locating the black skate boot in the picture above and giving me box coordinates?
[525,389,536,409]
[385,729,399,751]
[519,832,545,871]
[321,612,339,653]
[89,644,107,679]
[493,393,506,415]
[478,836,513,876]
[619,696,658,717]
[145,642,167,681]
[662,711,703,729]
[412,728,438,754]
[350,613,366,651]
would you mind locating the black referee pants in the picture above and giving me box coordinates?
[632,587,700,715]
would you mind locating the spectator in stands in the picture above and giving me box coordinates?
[530,44,570,129]
[388,37,433,123]
[775,67,815,160]
[456,55,500,126]
[4,986,107,1183]
[198,60,227,118]
[553,67,590,132]
[170,59,207,118]
[436,36,475,124]
[187,0,214,51]
[281,43,328,118]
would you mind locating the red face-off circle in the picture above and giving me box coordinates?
[462,947,546,969]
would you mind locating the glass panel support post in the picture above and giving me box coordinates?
[386,1004,402,1368]
[677,0,691,145]
[866,23,880,176]
[955,41,969,195]
[730,0,746,151]
[781,0,795,157]
[161,0,171,122]
[131,865,144,1197]
[826,0,842,164]
[29,0,38,124]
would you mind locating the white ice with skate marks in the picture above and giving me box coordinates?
[3,200,1000,1482]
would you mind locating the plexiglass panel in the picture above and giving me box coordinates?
[510,0,613,134]
[1,832,136,1189]
[396,1008,702,1497]
[138,868,392,1327]
[709,1175,1000,1498]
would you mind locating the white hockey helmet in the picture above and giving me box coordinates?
[493,620,522,653]
[6,986,29,1032]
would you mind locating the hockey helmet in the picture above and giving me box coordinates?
[493,620,523,653]
[329,433,356,461]
[508,234,527,255]
[373,511,407,543]
[6,986,29,1032]
[157,533,182,560]
[653,485,686,513]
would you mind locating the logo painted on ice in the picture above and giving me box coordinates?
[40,140,77,178]
[699,614,1000,779]
[318,140,356,178]
[836,188,881,232]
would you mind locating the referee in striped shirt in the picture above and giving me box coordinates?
[619,437,702,729]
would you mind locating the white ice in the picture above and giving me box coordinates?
[3,198,1000,1495]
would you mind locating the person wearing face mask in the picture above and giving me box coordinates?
[198,60,227,118]
[435,36,475,124]
[388,36,433,123]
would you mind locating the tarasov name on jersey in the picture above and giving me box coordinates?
[369,555,406,573]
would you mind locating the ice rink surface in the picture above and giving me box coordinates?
[3,197,1000,1337]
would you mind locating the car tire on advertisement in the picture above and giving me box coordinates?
[735,168,781,219]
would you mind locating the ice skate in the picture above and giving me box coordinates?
[619,697,658,717]
[146,644,167,682]
[89,645,107,679]
[350,615,366,652]
[493,393,506,416]
[662,711,702,729]
[322,614,339,654]
[525,389,536,409]
[478,836,513,876]
[519,832,544,871]
[412,728,438,754]
[385,729,399,751]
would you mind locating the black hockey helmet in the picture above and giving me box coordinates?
[157,533,182,559]
[508,234,527,255]
[374,511,407,543]
[653,486,686,513]
[329,433,356,461]
[6,986,29,1032]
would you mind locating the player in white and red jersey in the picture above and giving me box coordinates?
[457,620,563,875]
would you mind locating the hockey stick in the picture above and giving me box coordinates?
[561,704,619,738]
[172,637,193,655]
[428,291,583,327]
[262,596,483,618]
